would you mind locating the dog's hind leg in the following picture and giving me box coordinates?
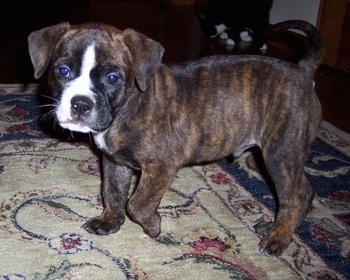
[256,141,314,256]
[127,165,178,238]
[83,157,133,235]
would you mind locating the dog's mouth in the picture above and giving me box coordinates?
[55,86,115,133]
[57,107,113,134]
[56,95,96,133]
[59,119,96,133]
[58,111,114,134]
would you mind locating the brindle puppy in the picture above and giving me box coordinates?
[28,20,323,256]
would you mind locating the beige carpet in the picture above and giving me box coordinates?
[0,84,349,279]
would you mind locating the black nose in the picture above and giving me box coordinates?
[71,95,94,116]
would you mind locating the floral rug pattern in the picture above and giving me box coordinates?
[0,84,349,279]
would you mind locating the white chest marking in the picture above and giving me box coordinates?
[94,132,110,153]
[57,44,97,131]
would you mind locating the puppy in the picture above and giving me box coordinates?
[28,20,323,256]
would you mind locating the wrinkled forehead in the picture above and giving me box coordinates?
[53,26,131,67]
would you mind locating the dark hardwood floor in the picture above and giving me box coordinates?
[1,0,349,133]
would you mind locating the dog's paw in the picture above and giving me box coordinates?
[83,216,124,235]
[127,207,161,238]
[226,38,235,46]
[240,31,253,42]
[219,32,228,40]
[254,220,292,256]
[141,214,161,238]
[259,235,291,256]
[127,198,162,238]
[255,223,292,256]
[133,212,162,238]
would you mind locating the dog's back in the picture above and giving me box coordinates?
[166,20,323,164]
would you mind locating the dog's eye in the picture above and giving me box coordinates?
[107,73,119,85]
[58,66,70,77]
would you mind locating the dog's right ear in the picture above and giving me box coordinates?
[28,22,70,79]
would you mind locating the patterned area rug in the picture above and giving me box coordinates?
[1,84,349,279]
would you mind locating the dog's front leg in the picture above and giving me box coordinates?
[83,156,133,235]
[127,165,178,238]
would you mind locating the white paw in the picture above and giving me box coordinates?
[240,31,252,42]
[260,44,267,50]
[226,38,235,46]
[219,32,228,40]
[215,23,227,35]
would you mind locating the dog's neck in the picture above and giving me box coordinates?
[92,81,137,154]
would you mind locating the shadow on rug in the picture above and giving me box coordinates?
[1,84,349,279]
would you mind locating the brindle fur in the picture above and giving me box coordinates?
[28,20,323,256]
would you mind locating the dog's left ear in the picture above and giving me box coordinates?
[123,29,164,92]
[28,22,70,79]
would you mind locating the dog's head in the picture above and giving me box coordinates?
[28,22,164,133]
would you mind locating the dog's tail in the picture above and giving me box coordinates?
[267,20,324,76]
